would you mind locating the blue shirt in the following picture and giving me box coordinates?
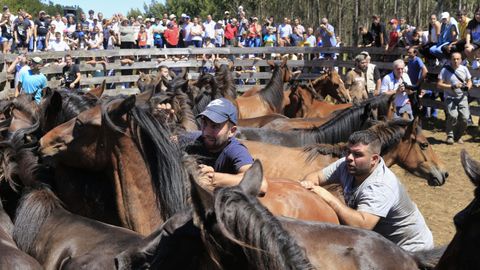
[19,70,47,104]
[181,131,253,174]
[407,56,425,86]
[318,24,336,47]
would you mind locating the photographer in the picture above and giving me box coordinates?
[437,52,472,145]
[62,54,81,90]
[380,59,414,119]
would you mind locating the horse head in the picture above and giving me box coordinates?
[435,150,480,269]
[384,118,448,186]
[313,71,351,103]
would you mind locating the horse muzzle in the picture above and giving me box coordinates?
[427,169,448,186]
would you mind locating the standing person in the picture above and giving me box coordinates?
[247,17,262,47]
[385,19,400,51]
[181,15,192,47]
[203,15,216,41]
[380,59,414,119]
[34,10,50,51]
[62,54,81,90]
[277,17,292,47]
[358,26,374,47]
[13,14,31,52]
[406,48,428,117]
[214,20,225,47]
[164,22,179,48]
[464,7,480,62]
[181,98,267,194]
[345,54,368,102]
[18,57,47,103]
[190,17,203,48]
[300,129,434,252]
[118,19,136,49]
[304,27,316,47]
[359,51,381,96]
[47,31,69,51]
[224,18,237,46]
[370,15,387,48]
[317,17,337,58]
[137,24,148,48]
[0,12,13,53]
[7,53,29,96]
[436,52,472,144]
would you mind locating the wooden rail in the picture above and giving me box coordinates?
[1,47,480,116]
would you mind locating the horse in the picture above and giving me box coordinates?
[235,59,293,119]
[0,196,42,270]
[236,101,375,147]
[39,96,339,234]
[13,185,143,270]
[240,58,294,98]
[194,161,444,269]
[309,69,351,103]
[435,150,480,269]
[237,113,289,128]
[214,60,238,100]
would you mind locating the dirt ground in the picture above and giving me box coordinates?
[390,115,480,246]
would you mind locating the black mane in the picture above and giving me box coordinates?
[259,64,286,113]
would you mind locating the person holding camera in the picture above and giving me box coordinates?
[437,52,472,144]
[380,59,414,119]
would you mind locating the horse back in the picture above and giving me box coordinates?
[236,95,275,119]
[260,178,339,224]
[280,219,419,269]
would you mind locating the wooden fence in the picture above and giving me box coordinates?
[0,46,479,115]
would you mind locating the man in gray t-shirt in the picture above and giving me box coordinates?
[301,130,433,252]
[437,52,472,144]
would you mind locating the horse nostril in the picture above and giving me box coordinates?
[444,172,449,179]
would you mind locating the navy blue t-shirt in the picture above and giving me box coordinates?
[181,131,253,174]
[407,56,425,86]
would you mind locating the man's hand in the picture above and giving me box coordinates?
[198,164,215,191]
[300,180,317,190]
[69,82,76,89]
[155,103,175,121]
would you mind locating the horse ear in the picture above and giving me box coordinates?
[44,90,63,117]
[404,117,419,140]
[238,160,263,197]
[461,150,480,187]
[109,95,136,119]
[135,88,154,105]
[266,60,275,68]
[139,71,145,77]
[87,80,106,98]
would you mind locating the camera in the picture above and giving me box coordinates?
[461,83,469,92]
[401,82,416,91]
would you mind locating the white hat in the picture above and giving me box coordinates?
[169,14,176,20]
[137,15,143,19]
[440,12,449,20]
[181,13,187,18]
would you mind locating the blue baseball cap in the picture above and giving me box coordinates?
[198,98,238,125]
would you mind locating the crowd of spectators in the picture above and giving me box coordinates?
[0,5,343,55]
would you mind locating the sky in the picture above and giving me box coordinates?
[48,0,159,18]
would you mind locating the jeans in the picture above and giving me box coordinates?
[445,95,470,139]
[429,42,449,60]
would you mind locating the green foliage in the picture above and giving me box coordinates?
[1,0,76,17]
[126,8,143,19]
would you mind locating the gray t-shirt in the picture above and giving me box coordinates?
[438,65,471,98]
[322,157,434,252]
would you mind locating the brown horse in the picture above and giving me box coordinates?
[237,113,289,128]
[261,116,335,131]
[0,198,42,270]
[435,150,480,269]
[240,58,294,97]
[235,59,292,119]
[39,96,339,233]
[244,117,448,186]
[309,69,351,103]
[189,161,442,270]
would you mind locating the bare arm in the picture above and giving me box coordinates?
[200,164,268,195]
[309,186,381,229]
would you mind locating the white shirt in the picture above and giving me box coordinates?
[48,40,70,51]
[203,20,216,39]
[380,72,412,107]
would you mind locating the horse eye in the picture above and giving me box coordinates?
[419,142,429,150]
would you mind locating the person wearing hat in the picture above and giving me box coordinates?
[18,56,47,103]
[385,18,399,51]
[223,11,232,26]
[182,15,192,47]
[345,54,368,102]
[429,12,459,61]
[163,20,179,48]
[182,98,267,194]
[359,51,381,96]
[34,10,50,51]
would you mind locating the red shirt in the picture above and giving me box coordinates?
[164,26,179,46]
[137,32,147,46]
[225,23,237,40]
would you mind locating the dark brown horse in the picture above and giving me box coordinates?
[13,185,143,269]
[0,198,42,270]
[435,150,480,269]
[190,161,443,269]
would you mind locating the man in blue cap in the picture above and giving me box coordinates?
[183,98,267,194]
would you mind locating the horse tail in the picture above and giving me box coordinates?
[13,185,63,256]
[410,246,446,269]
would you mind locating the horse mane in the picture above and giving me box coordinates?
[215,64,237,99]
[303,103,373,144]
[13,184,63,256]
[311,72,328,85]
[40,90,98,133]
[102,101,190,220]
[259,64,286,113]
[303,118,414,162]
[369,118,413,155]
[368,93,395,120]
[208,185,315,270]
[12,94,39,121]
[192,73,218,117]
[303,143,348,163]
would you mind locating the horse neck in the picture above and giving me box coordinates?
[373,122,404,167]
[109,134,162,235]
[0,202,13,238]
[260,66,285,113]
